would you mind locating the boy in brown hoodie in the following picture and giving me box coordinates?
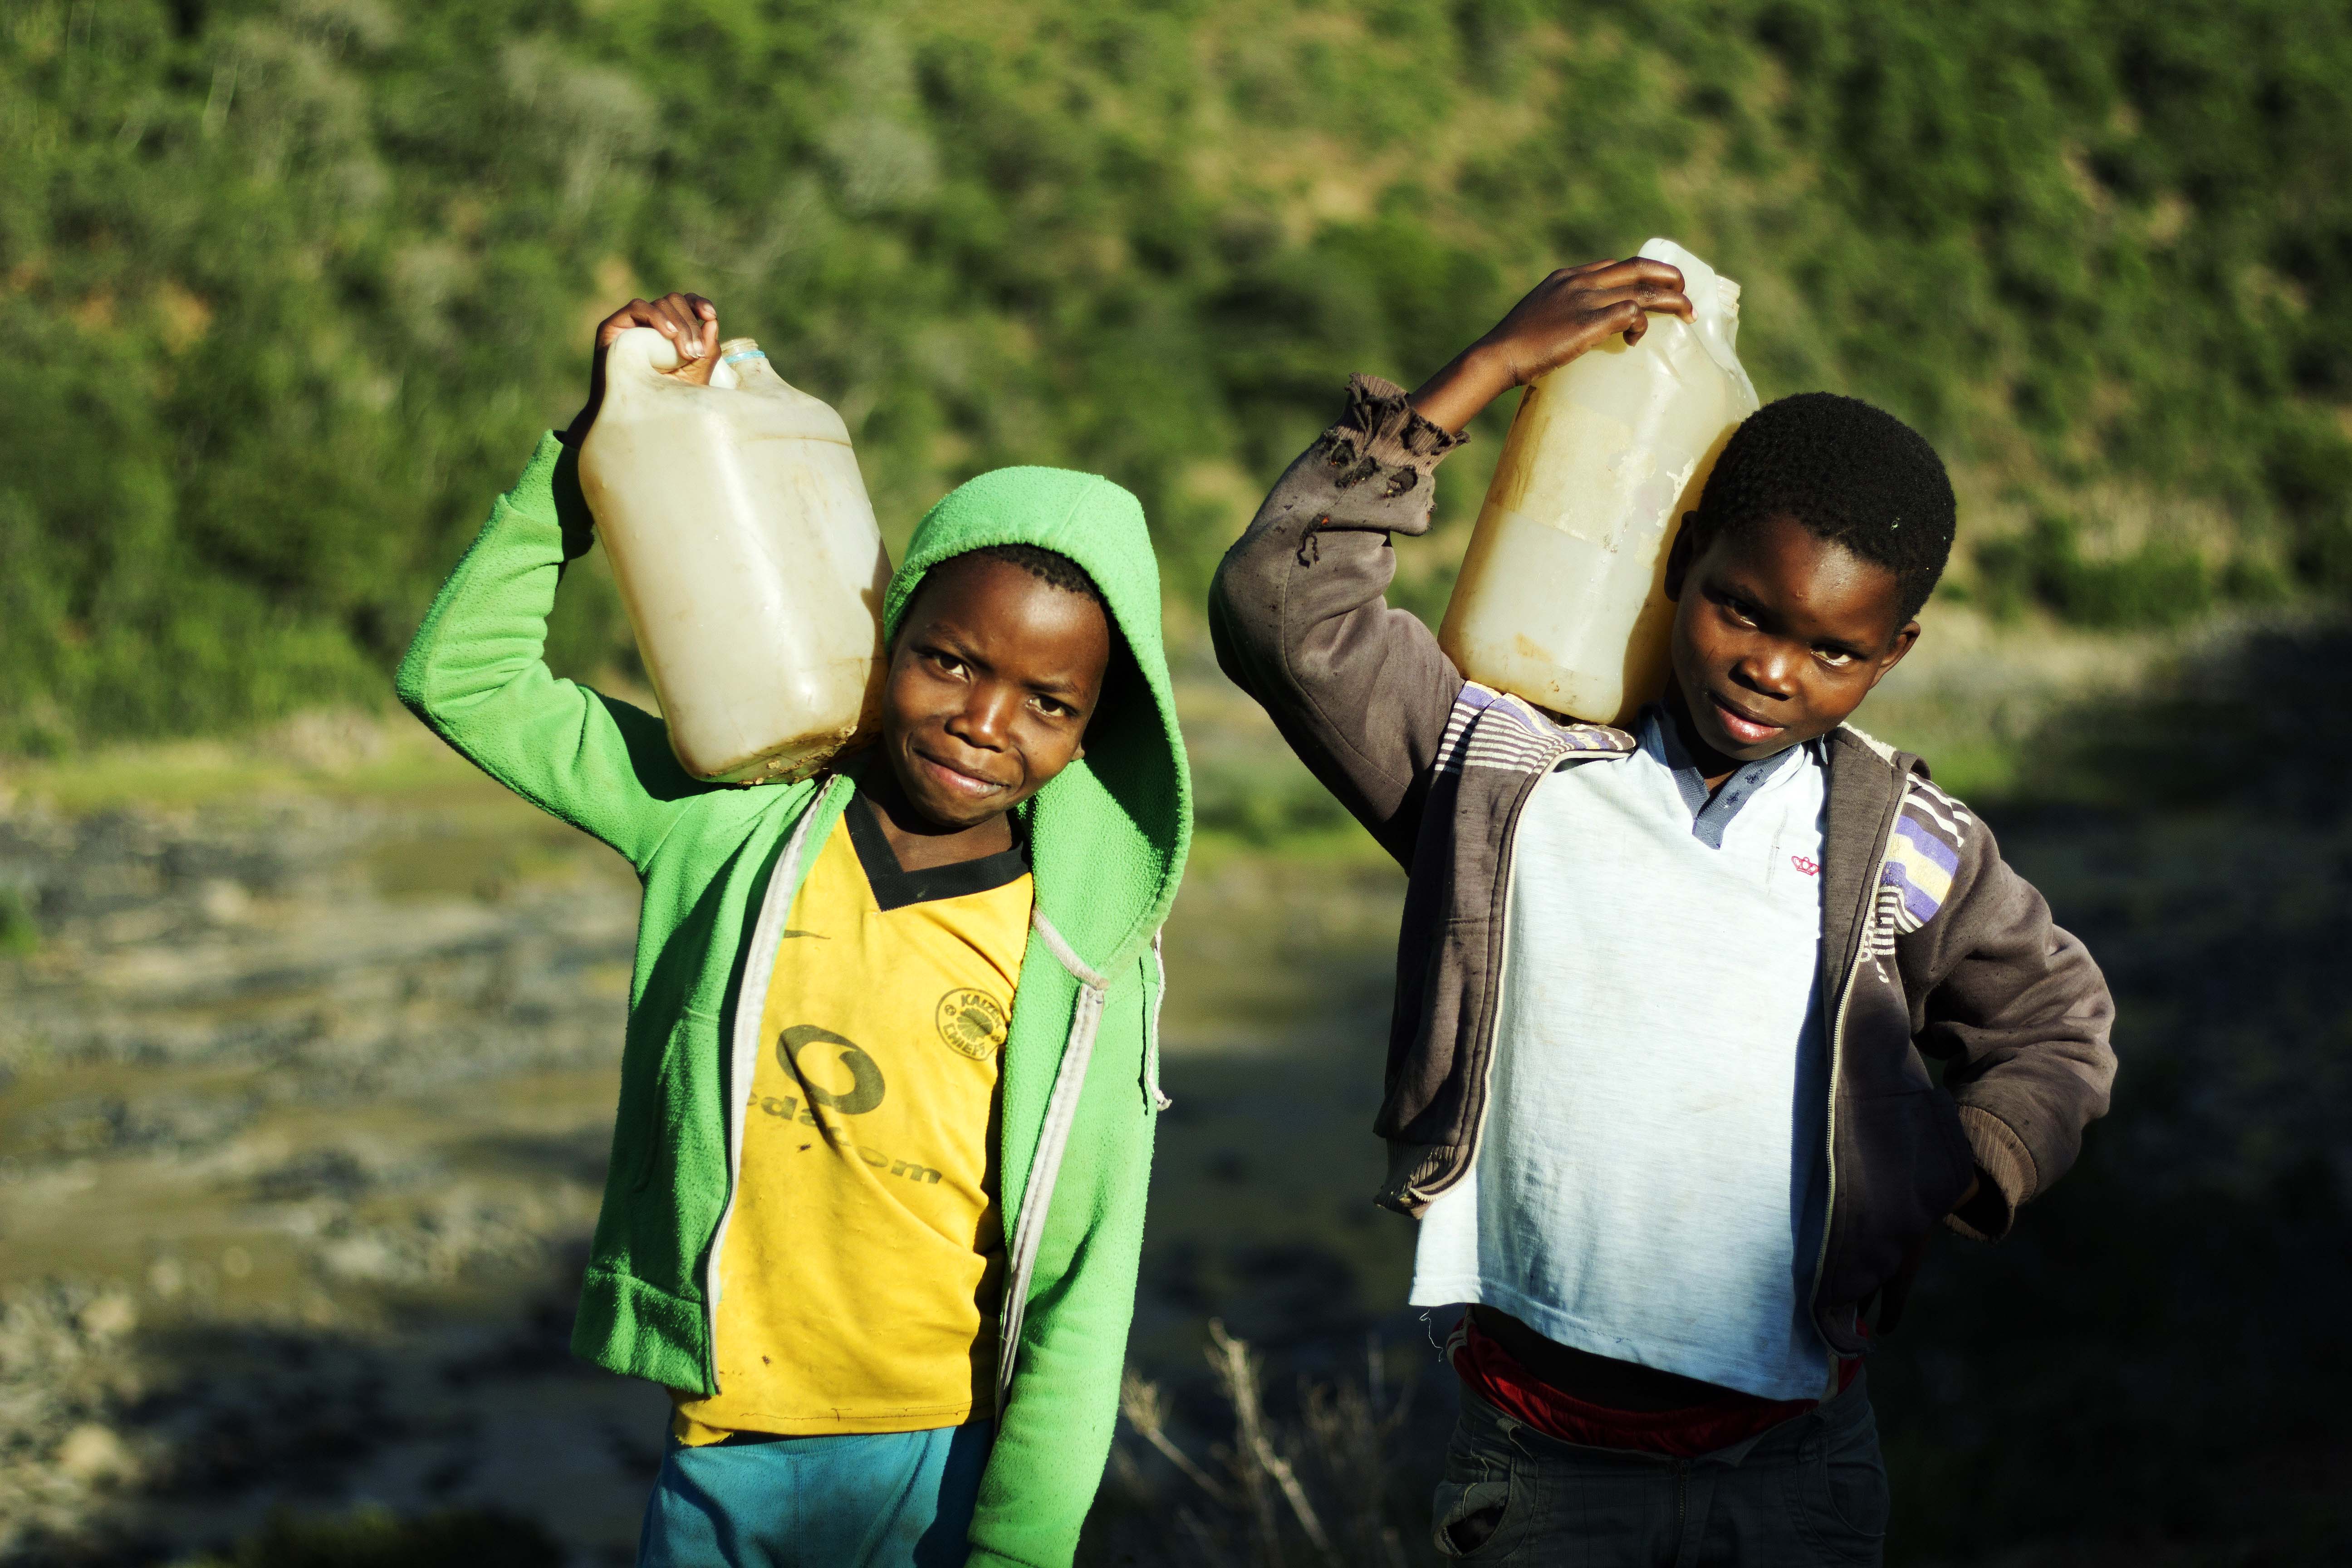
[1209,258,2115,1565]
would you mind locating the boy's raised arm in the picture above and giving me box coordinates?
[1206,374,1471,860]
[396,294,725,871]
[1208,259,1691,861]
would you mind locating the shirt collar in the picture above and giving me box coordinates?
[1637,702,1823,850]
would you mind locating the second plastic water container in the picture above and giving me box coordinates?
[1437,239,1761,727]
[579,328,892,784]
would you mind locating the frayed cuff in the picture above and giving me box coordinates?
[1292,374,1470,532]
[1329,372,1467,478]
[1342,372,1469,461]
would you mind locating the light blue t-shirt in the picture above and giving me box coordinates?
[1408,707,1835,1401]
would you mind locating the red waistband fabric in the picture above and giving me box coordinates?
[1449,1315,1857,1459]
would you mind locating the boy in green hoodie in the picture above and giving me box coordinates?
[397,294,1191,1568]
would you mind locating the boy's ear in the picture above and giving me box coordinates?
[1868,620,1922,688]
[1663,513,1700,601]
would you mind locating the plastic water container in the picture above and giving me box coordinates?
[1437,239,1761,727]
[578,329,892,784]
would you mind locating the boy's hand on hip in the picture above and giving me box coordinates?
[561,292,721,447]
[1409,259,1693,435]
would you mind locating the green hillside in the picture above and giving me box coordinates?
[3,0,2348,748]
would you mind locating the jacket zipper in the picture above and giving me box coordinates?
[1404,700,1643,1207]
[700,792,834,1387]
[993,907,1111,1414]
[1807,777,1907,1340]
[1808,942,1867,1334]
[1406,757,1551,1208]
[1146,930,1170,1111]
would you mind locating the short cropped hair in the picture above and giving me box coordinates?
[960,543,1104,608]
[1690,392,1956,623]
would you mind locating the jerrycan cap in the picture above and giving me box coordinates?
[701,337,767,391]
[706,335,855,445]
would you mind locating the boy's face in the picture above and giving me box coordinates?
[1662,511,1919,764]
[879,556,1112,832]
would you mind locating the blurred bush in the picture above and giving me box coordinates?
[1190,752,1354,847]
[3,0,2348,748]
[1973,514,2219,628]
[0,882,37,956]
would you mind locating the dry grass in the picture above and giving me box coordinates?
[1088,1322,1423,1568]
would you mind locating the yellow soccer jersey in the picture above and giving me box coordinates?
[673,791,1031,1441]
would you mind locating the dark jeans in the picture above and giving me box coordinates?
[1430,1372,1888,1566]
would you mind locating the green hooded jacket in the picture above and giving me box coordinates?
[396,434,1191,1567]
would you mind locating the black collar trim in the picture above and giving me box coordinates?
[844,790,1031,912]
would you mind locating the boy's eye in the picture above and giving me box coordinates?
[925,649,968,676]
[1719,598,1758,627]
[1030,694,1076,719]
[1813,647,1857,668]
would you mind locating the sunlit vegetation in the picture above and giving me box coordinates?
[4,0,2347,750]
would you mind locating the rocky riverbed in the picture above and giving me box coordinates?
[0,779,667,1561]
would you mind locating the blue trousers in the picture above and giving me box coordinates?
[637,1422,992,1568]
[1431,1374,1888,1565]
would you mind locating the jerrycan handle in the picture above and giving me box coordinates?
[603,324,750,396]
[1637,237,1759,410]
[607,325,683,378]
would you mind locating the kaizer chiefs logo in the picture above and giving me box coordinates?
[936,989,1009,1060]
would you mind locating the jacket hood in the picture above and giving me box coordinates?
[884,466,1191,974]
